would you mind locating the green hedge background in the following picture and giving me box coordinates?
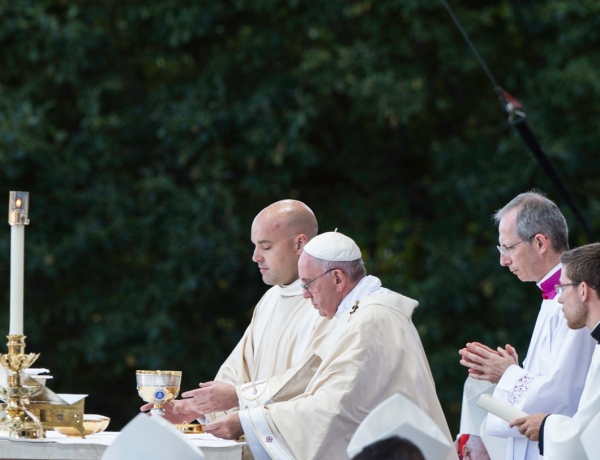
[1,0,599,434]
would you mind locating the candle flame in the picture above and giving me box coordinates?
[15,199,22,208]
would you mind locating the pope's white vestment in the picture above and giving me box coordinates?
[204,280,331,422]
[236,279,455,460]
[487,265,596,460]
[542,337,600,459]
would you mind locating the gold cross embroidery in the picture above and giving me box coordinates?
[348,301,360,322]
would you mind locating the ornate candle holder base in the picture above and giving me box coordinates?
[0,410,44,438]
[0,335,43,438]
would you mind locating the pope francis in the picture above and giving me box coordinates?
[204,231,456,460]
[142,200,332,423]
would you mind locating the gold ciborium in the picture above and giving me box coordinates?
[136,370,181,416]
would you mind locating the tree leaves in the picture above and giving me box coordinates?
[1,0,599,431]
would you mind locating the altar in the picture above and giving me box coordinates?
[0,195,246,459]
[0,431,244,460]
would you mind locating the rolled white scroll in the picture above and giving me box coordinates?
[476,394,528,422]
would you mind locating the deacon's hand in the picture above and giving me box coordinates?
[510,413,547,441]
[140,401,194,424]
[203,412,244,440]
[459,342,518,383]
[458,342,499,376]
[180,381,239,414]
[504,344,519,364]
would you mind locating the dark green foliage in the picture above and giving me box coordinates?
[1,0,599,433]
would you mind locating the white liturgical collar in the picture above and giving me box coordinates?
[101,413,204,460]
[304,231,361,262]
[334,276,383,318]
[279,279,303,297]
[347,393,452,460]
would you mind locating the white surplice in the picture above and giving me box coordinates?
[486,265,596,460]
[542,342,600,459]
[455,377,508,460]
[204,280,331,422]
[237,281,456,460]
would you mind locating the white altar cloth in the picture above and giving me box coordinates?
[0,431,244,460]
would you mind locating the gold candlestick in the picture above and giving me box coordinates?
[0,335,44,438]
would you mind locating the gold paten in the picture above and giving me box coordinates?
[54,415,101,437]
[175,423,205,434]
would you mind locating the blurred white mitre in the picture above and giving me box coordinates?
[101,413,204,460]
[346,393,452,460]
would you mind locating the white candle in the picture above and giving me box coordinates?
[476,394,528,422]
[9,225,25,335]
[8,191,29,336]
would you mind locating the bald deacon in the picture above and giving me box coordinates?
[143,200,331,422]
[203,231,456,460]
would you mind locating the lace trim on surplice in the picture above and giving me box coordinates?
[509,373,536,406]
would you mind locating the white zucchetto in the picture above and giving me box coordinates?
[304,231,361,262]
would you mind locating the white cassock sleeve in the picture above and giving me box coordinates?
[542,347,600,460]
[487,323,593,438]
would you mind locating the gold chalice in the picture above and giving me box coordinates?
[136,370,181,417]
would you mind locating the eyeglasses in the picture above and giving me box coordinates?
[300,268,337,292]
[496,235,536,257]
[555,282,581,295]
[555,282,597,295]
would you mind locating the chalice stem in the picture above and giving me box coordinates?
[151,404,165,416]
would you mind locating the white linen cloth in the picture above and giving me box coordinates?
[0,428,243,449]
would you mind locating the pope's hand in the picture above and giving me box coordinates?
[510,413,547,441]
[140,401,195,424]
[459,342,518,383]
[203,412,243,440]
[180,381,239,414]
